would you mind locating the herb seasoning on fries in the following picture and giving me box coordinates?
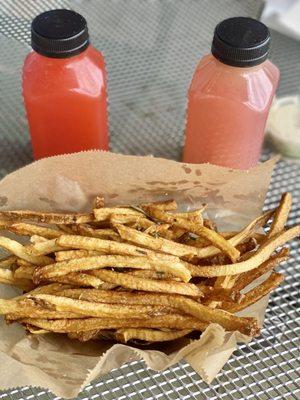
[0,193,298,344]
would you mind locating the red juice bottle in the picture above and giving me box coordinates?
[22,9,109,159]
[183,17,279,169]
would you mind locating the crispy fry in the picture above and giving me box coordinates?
[55,250,103,262]
[199,286,242,302]
[94,207,143,221]
[57,288,244,322]
[141,200,177,211]
[13,261,111,289]
[56,234,156,257]
[54,273,114,289]
[26,238,64,256]
[1,297,82,319]
[116,224,215,259]
[69,225,120,240]
[30,235,48,244]
[21,314,208,333]
[110,214,154,229]
[34,255,191,283]
[184,211,274,259]
[0,236,52,266]
[30,294,175,318]
[9,223,62,239]
[144,224,171,236]
[0,256,17,269]
[89,270,202,297]
[116,328,191,343]
[144,207,240,262]
[172,209,204,224]
[127,269,179,280]
[224,272,284,313]
[268,193,292,239]
[23,289,257,335]
[188,226,300,277]
[233,248,289,291]
[0,210,94,224]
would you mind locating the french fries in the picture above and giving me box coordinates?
[34,255,191,283]
[116,328,191,343]
[142,206,240,262]
[0,193,297,345]
[0,210,94,224]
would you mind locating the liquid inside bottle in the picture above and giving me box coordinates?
[183,17,280,169]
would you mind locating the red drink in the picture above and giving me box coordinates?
[183,17,279,169]
[22,9,109,160]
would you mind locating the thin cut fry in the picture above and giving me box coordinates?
[69,225,120,240]
[30,235,48,244]
[9,223,62,239]
[268,193,292,239]
[0,236,52,266]
[0,210,94,224]
[0,297,82,319]
[30,294,175,318]
[110,214,154,229]
[13,262,111,289]
[188,226,300,277]
[34,255,191,283]
[144,207,240,262]
[94,207,143,221]
[57,288,242,318]
[141,200,177,211]
[21,314,208,333]
[55,249,103,262]
[116,224,216,259]
[116,328,191,343]
[26,238,64,256]
[56,234,157,257]
[181,210,274,260]
[90,269,202,297]
[224,272,284,313]
[233,248,289,291]
[127,269,179,280]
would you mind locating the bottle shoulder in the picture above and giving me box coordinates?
[189,56,279,110]
[22,46,106,96]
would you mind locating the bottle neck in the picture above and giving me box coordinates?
[212,53,269,72]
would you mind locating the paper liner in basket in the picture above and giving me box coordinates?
[0,151,277,398]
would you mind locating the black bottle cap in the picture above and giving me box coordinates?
[31,9,89,58]
[211,17,270,67]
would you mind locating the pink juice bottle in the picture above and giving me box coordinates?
[183,17,279,169]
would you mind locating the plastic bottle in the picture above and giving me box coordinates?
[22,9,109,159]
[183,17,279,169]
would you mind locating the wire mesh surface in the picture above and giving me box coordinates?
[0,1,299,399]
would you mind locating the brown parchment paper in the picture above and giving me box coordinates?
[0,151,278,398]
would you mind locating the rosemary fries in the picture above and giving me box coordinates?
[0,192,298,344]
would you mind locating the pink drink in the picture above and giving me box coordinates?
[183,17,279,169]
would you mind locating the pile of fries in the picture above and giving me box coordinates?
[0,193,298,344]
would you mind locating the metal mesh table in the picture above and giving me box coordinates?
[0,1,299,399]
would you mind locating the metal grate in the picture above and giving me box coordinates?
[0,1,299,399]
